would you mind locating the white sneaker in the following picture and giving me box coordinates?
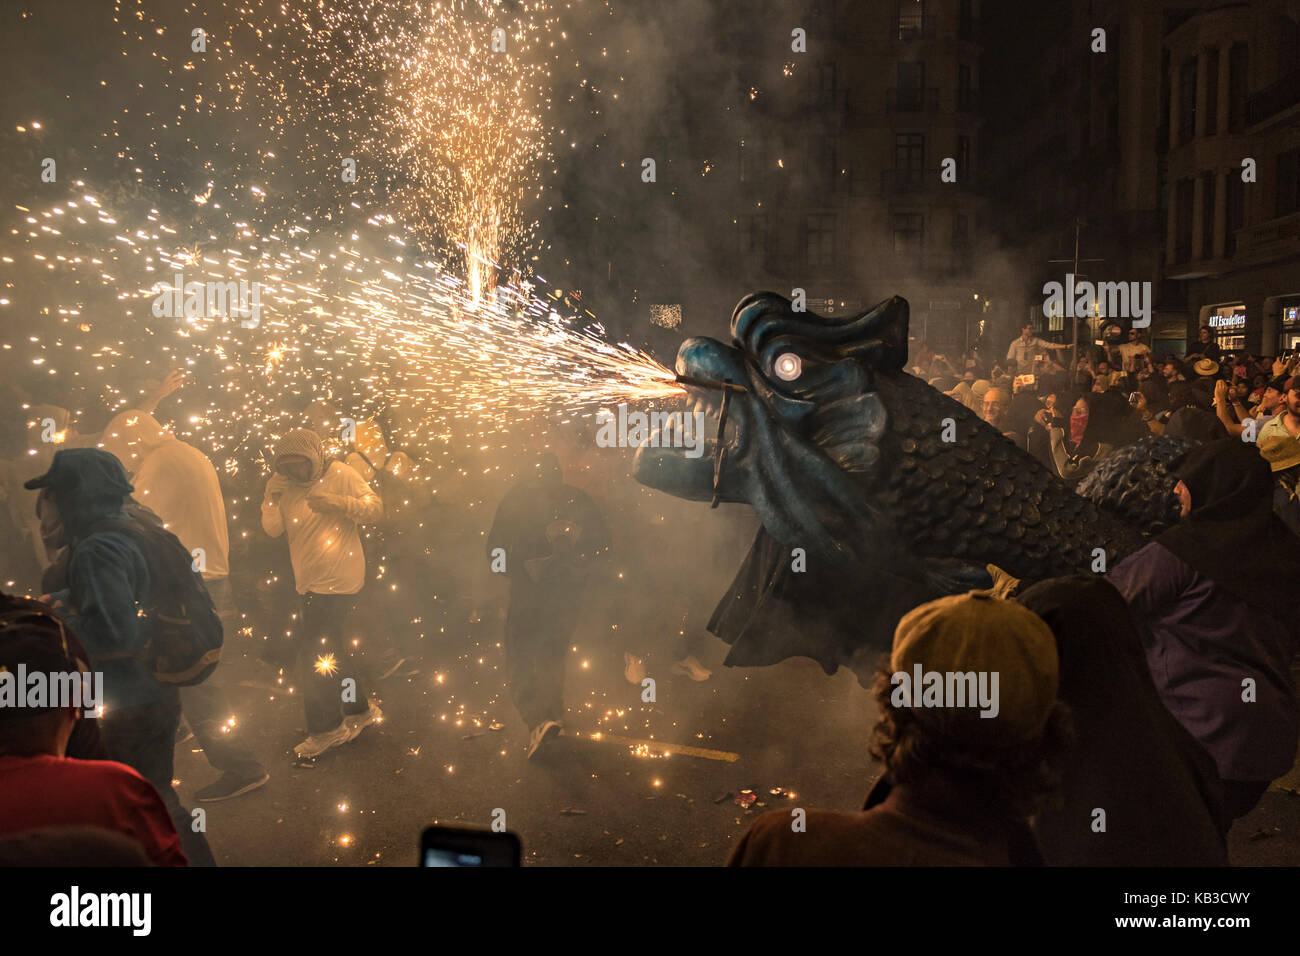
[293,723,353,759]
[342,700,383,741]
[671,656,712,682]
[527,719,563,759]
[624,652,646,685]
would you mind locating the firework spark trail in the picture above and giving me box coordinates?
[108,0,560,306]
[5,186,683,469]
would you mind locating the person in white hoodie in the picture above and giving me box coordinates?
[261,429,383,758]
[100,409,269,802]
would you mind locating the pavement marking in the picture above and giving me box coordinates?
[572,731,739,763]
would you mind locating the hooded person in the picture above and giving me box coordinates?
[342,417,435,675]
[99,412,230,580]
[22,449,216,866]
[1109,439,1300,821]
[260,429,384,759]
[727,590,1070,866]
[1047,392,1112,482]
[1017,576,1228,863]
[487,451,610,758]
[99,411,267,803]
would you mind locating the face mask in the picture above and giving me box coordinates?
[1069,412,1088,445]
[37,491,66,551]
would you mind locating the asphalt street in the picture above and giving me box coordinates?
[174,615,1300,867]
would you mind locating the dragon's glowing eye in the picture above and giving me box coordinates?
[774,352,802,381]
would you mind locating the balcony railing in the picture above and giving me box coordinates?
[1235,211,1300,251]
[887,87,939,113]
[1247,68,1300,126]
[895,14,934,41]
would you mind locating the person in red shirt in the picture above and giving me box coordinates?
[0,594,187,866]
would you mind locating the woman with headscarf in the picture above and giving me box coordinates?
[1109,439,1300,821]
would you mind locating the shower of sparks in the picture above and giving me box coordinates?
[5,185,683,472]
[7,0,682,492]
[108,0,558,309]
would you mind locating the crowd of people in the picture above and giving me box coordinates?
[729,324,1300,866]
[912,324,1300,497]
[1,319,1298,868]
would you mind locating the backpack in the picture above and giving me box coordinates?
[76,510,224,685]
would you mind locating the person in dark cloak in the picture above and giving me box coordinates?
[487,453,609,758]
[1109,439,1300,822]
[1017,576,1228,863]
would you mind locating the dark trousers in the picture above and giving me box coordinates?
[101,693,217,867]
[505,579,582,729]
[181,577,265,778]
[181,679,265,778]
[300,593,370,735]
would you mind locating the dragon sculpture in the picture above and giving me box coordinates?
[634,292,1188,680]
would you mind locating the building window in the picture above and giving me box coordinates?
[1228,42,1248,133]
[804,214,836,270]
[1203,48,1219,136]
[958,64,973,112]
[736,214,767,260]
[896,0,925,41]
[739,137,765,183]
[959,0,974,41]
[1175,178,1194,262]
[893,212,924,261]
[895,133,924,170]
[1226,174,1245,256]
[1201,171,1216,258]
[1278,146,1300,217]
[817,63,838,108]
[1178,58,1197,144]
[896,61,926,111]
[957,135,971,180]
[811,135,838,188]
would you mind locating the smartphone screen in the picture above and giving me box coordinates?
[420,826,521,867]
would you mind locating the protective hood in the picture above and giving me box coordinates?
[99,410,171,477]
[23,447,133,540]
[273,428,326,482]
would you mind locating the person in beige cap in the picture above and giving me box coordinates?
[727,590,1070,866]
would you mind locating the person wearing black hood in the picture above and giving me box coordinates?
[487,452,609,758]
[1109,439,1300,822]
[24,448,217,865]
